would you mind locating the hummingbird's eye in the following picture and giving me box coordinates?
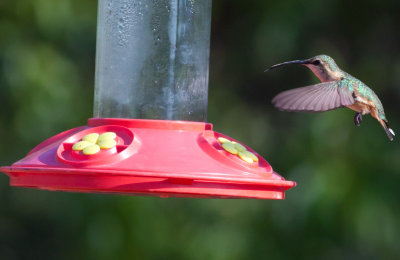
[312,60,321,65]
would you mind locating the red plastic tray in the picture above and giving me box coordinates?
[0,118,296,199]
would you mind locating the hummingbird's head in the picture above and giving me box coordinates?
[302,55,343,82]
[304,55,339,70]
[266,54,343,82]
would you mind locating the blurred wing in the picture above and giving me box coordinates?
[272,81,354,112]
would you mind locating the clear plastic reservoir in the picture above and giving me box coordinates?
[93,0,212,121]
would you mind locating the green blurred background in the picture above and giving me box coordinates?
[1,0,400,259]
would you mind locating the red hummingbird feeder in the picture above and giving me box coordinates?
[0,0,295,199]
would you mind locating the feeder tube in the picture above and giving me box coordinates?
[94,0,212,121]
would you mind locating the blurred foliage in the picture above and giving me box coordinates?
[1,0,400,259]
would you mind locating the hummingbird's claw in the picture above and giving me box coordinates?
[354,112,363,126]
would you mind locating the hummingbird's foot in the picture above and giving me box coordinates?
[354,112,363,127]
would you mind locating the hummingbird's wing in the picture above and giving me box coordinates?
[272,81,354,112]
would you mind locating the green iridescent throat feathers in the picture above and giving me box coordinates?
[266,54,395,141]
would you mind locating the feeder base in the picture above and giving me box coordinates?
[0,118,296,199]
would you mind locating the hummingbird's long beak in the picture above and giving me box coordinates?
[264,59,312,72]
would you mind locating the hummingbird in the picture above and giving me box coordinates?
[266,54,395,141]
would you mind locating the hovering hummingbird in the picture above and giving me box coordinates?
[266,54,395,141]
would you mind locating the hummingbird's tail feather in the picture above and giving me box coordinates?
[379,119,395,141]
